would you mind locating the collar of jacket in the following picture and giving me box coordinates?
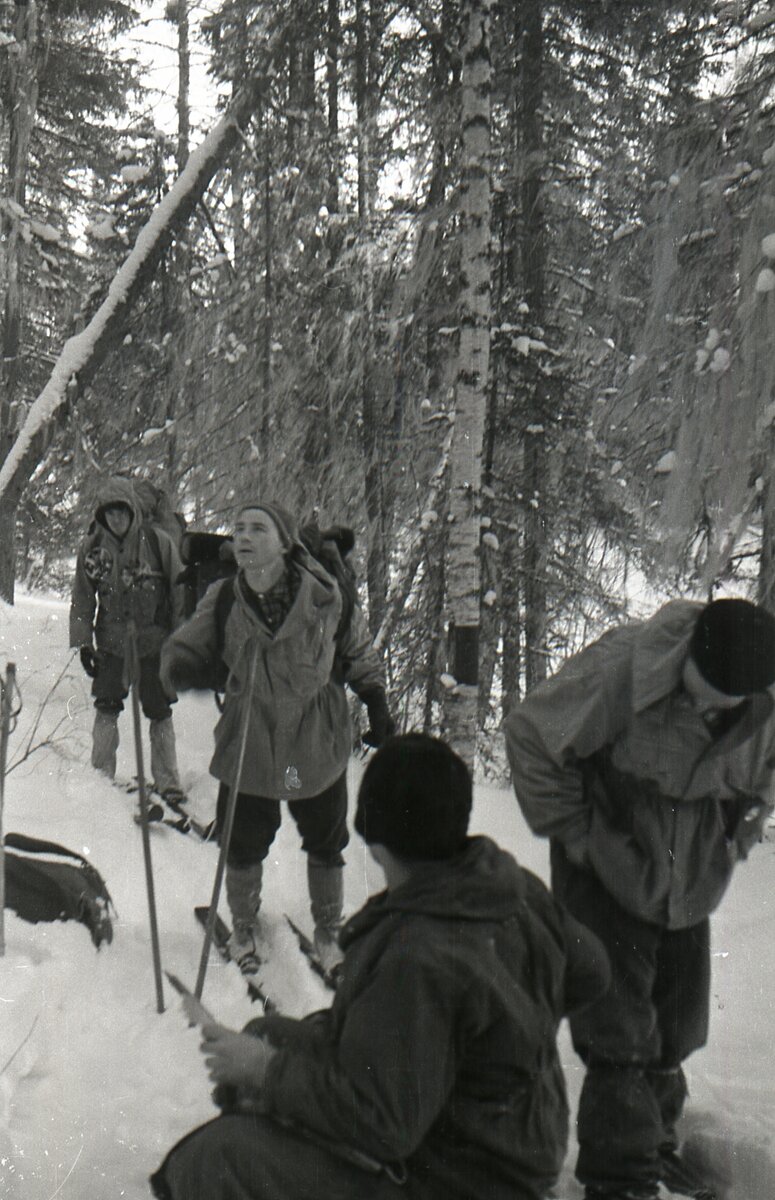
[233,554,339,639]
[631,598,706,712]
[340,836,528,950]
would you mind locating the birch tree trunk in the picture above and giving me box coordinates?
[442,0,492,767]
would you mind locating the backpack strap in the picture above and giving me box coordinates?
[142,523,163,571]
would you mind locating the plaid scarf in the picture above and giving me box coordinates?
[241,561,300,635]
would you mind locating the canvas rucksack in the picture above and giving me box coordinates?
[177,531,237,620]
[133,480,186,551]
[4,833,114,949]
[182,522,359,694]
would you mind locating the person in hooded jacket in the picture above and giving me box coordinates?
[150,733,611,1200]
[159,501,394,973]
[70,476,185,800]
[504,596,775,1200]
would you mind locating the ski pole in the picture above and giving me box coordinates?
[127,623,165,1013]
[0,663,16,958]
[195,639,259,1000]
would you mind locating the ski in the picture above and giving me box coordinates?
[119,779,211,838]
[132,806,188,832]
[194,905,274,1011]
[156,790,214,841]
[285,915,339,991]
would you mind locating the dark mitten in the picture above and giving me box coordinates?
[161,646,218,694]
[211,1083,239,1112]
[361,688,395,748]
[79,646,99,678]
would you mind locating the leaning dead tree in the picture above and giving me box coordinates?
[0,72,271,600]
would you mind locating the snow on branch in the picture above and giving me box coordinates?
[0,79,266,506]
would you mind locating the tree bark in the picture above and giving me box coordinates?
[0,0,49,601]
[519,0,549,690]
[355,0,388,638]
[442,0,492,768]
[326,0,340,213]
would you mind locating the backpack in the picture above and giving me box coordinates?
[177,531,237,619]
[133,480,186,550]
[4,833,114,949]
[208,522,358,693]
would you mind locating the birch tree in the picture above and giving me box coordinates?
[443,0,492,767]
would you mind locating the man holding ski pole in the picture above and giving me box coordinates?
[505,596,775,1200]
[70,476,186,807]
[160,500,393,975]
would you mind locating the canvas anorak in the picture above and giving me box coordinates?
[505,599,775,929]
[156,837,609,1200]
[160,552,385,799]
[69,476,184,658]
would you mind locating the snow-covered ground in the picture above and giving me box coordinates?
[0,593,773,1199]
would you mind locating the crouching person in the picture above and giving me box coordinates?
[150,733,611,1200]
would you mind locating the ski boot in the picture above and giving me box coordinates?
[308,859,345,976]
[225,862,264,975]
[227,923,263,976]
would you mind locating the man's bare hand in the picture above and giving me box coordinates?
[200,1023,276,1090]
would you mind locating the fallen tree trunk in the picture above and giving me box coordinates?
[0,74,266,532]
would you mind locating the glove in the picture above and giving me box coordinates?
[80,646,100,678]
[361,689,395,748]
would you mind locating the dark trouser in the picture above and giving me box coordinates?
[151,1113,413,1200]
[551,843,710,1194]
[92,652,172,721]
[216,772,350,868]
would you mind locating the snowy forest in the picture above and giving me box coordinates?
[1,4,775,1199]
[3,0,775,763]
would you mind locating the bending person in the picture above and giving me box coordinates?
[505,596,775,1200]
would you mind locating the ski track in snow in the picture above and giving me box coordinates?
[0,593,773,1198]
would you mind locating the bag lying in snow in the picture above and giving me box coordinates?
[4,833,114,949]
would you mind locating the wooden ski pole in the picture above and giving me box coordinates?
[195,640,259,1000]
[127,623,165,1013]
[0,663,16,958]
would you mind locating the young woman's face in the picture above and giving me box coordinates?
[233,508,284,572]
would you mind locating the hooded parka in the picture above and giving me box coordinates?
[69,476,184,658]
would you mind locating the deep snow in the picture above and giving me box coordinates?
[0,593,773,1199]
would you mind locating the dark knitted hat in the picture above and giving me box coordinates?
[355,733,472,861]
[236,501,298,550]
[689,598,775,696]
